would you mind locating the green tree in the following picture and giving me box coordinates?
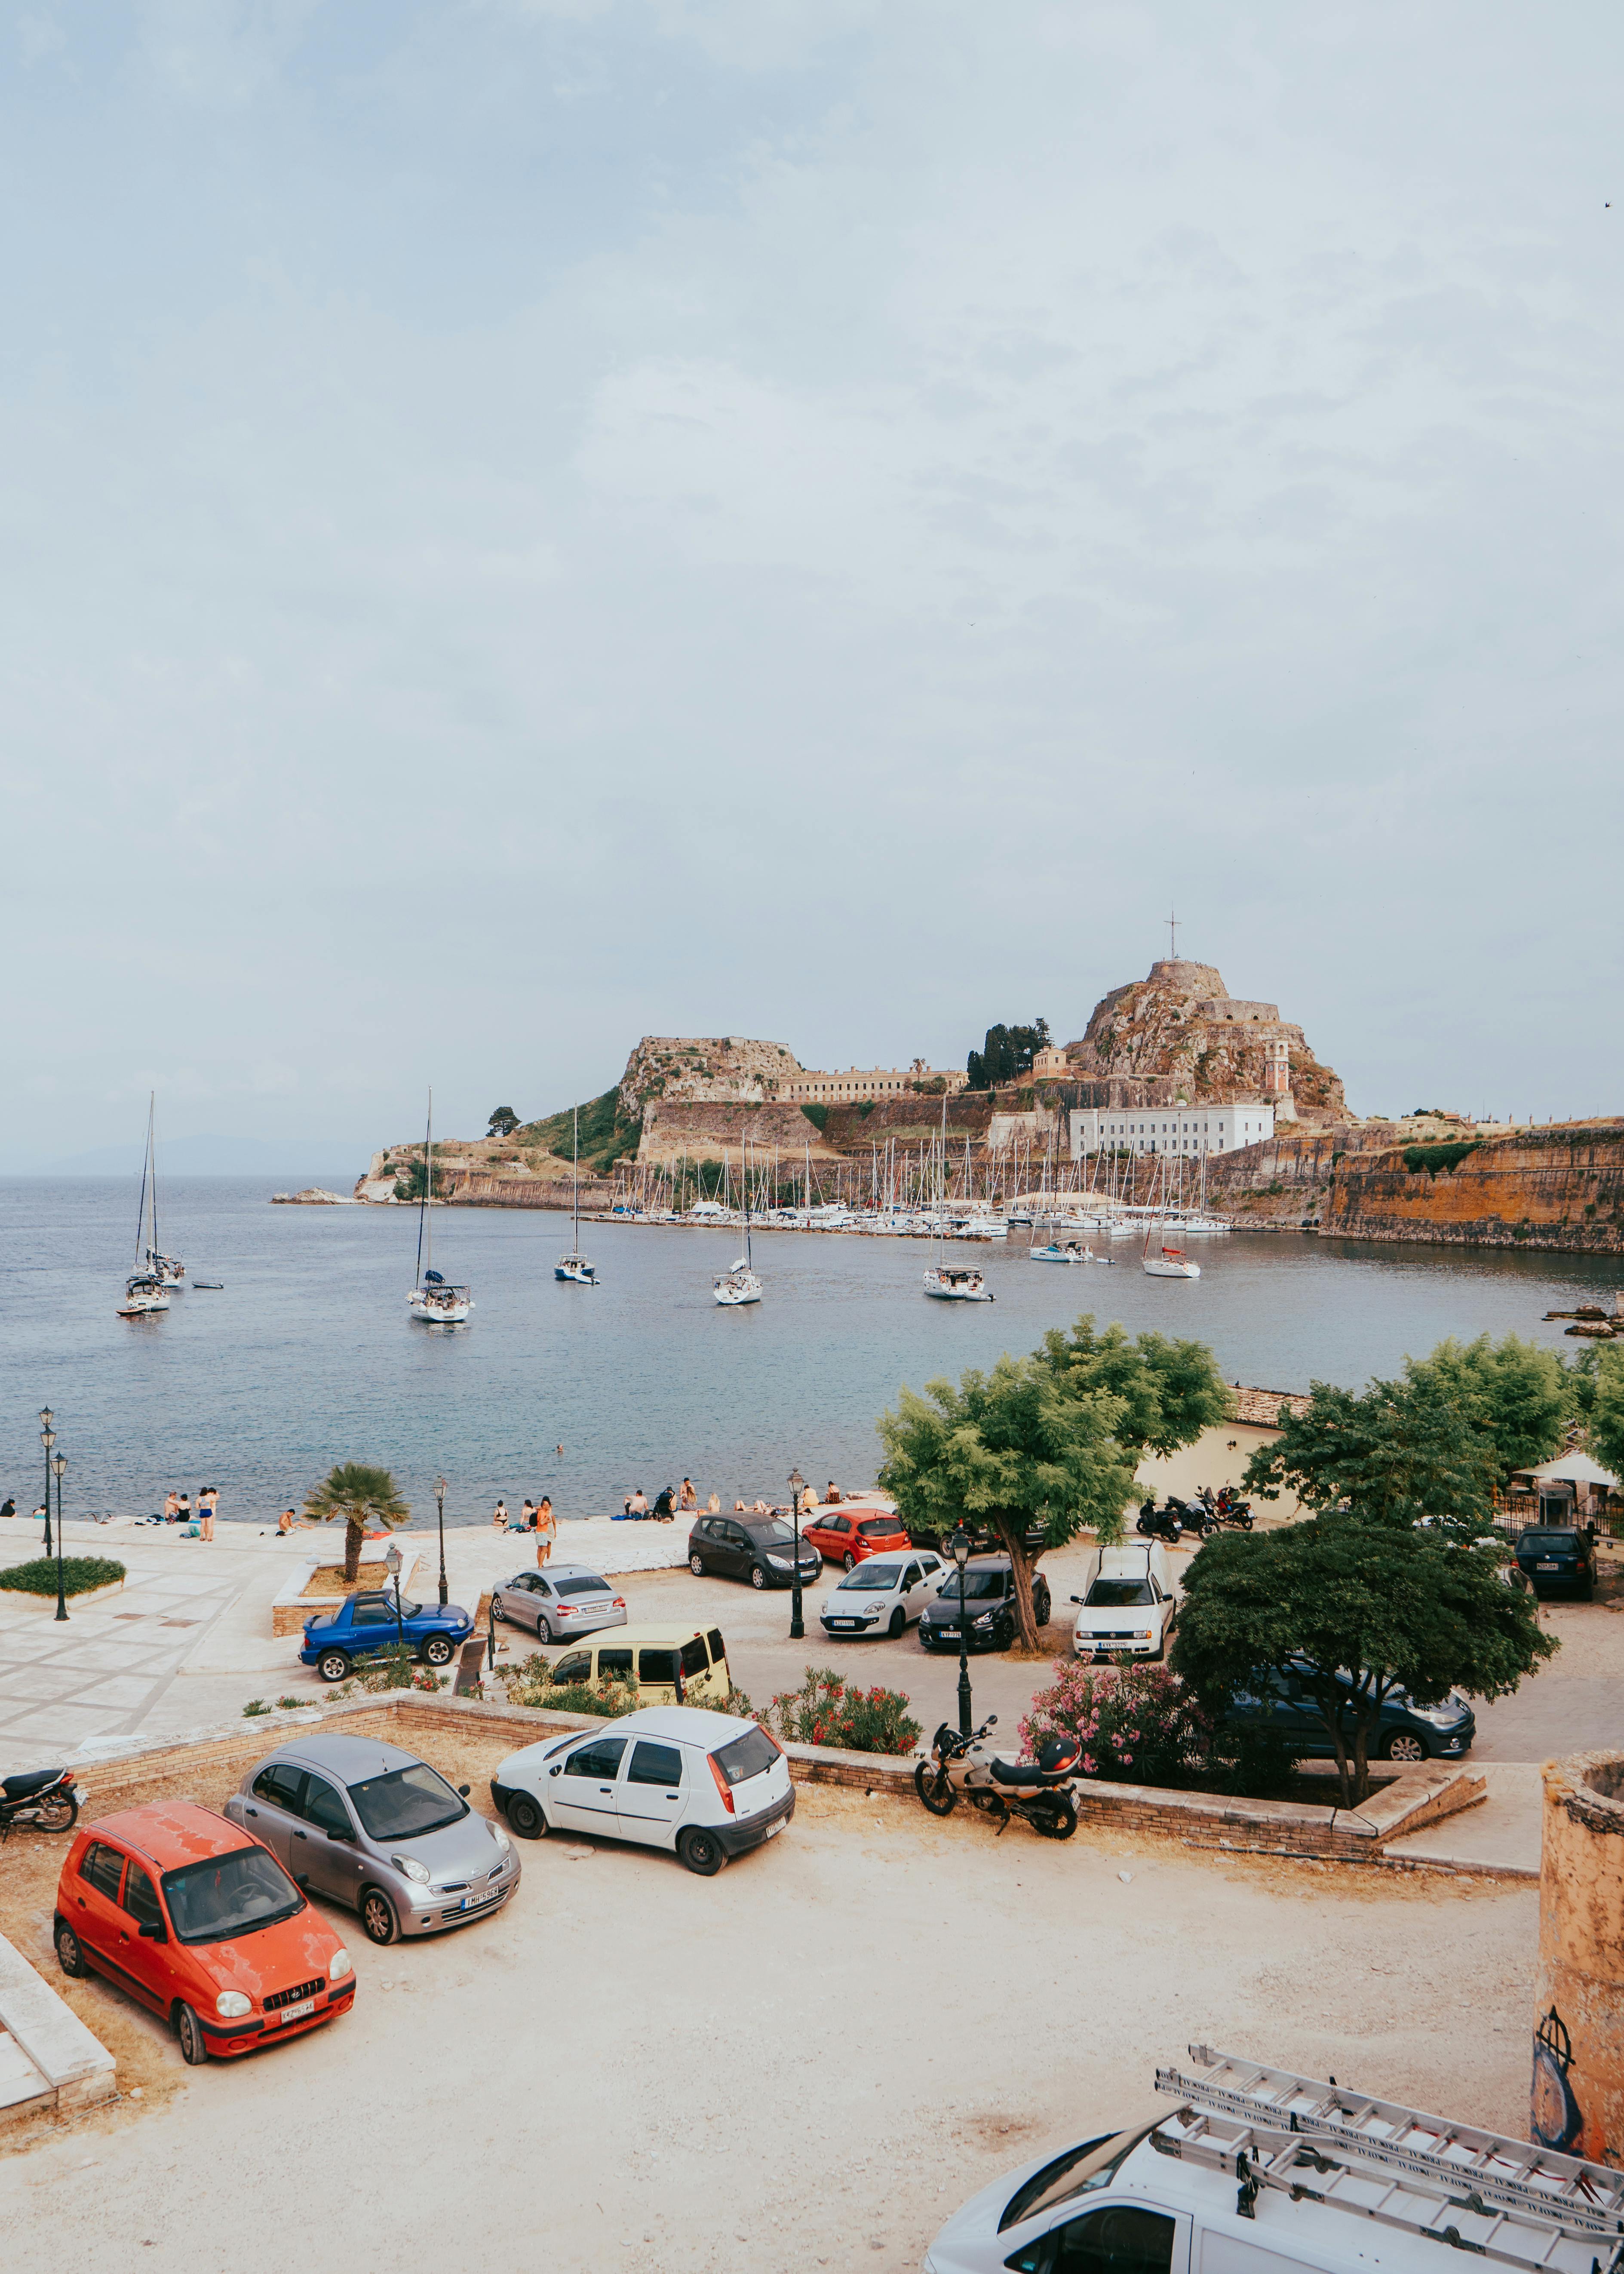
[487,1106,520,1137]
[1171,1517,1555,1803]
[1243,1376,1498,1535]
[967,1018,1051,1090]
[877,1355,1137,1647]
[1589,1345,1624,1485]
[303,1463,412,1584]
[1403,1334,1566,1482]
[1037,1316,1231,1496]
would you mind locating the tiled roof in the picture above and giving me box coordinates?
[1229,1385,1313,1425]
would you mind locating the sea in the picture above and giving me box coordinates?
[3,1178,1619,1531]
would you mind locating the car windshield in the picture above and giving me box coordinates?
[347,1763,467,1839]
[556,1577,609,1598]
[746,1521,795,1546]
[1087,1580,1153,1607]
[998,2123,1160,2233]
[381,1598,421,1619]
[163,1846,304,1945]
[938,1570,1004,1601]
[841,1564,900,1590]
[1520,1531,1581,1550]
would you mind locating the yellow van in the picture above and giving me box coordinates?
[546,1625,731,1707]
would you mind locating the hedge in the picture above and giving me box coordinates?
[0,1555,126,1598]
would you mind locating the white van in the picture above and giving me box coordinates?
[1069,1542,1176,1662]
[925,2047,1619,2274]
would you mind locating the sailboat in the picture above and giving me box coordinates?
[407,1091,474,1324]
[713,1139,763,1306]
[556,1103,598,1284]
[117,1097,174,1316]
[1142,1222,1200,1280]
[924,1093,993,1300]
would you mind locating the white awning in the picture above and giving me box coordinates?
[1526,1452,1619,1488]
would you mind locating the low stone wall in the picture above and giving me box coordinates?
[0,1931,117,2128]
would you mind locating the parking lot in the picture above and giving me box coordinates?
[0,1716,1538,2274]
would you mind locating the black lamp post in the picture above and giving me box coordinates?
[52,1450,68,1622]
[951,1524,973,1737]
[384,1541,405,1659]
[434,1476,448,1607]
[39,1408,55,1556]
[788,1468,805,1641]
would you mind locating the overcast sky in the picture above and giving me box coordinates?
[3,1,1620,1166]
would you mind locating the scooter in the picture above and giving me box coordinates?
[1202,1485,1253,1531]
[0,1766,84,1839]
[1135,1498,1191,1544]
[913,1715,1080,1839]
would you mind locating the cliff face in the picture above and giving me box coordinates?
[1207,1121,1624,1252]
[617,1036,802,1119]
[1067,958,1346,1122]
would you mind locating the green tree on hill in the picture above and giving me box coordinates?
[1243,1375,1498,1535]
[487,1106,520,1137]
[966,1018,1051,1090]
[304,1463,411,1584]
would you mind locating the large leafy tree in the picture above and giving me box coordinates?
[487,1106,520,1138]
[304,1463,412,1583]
[1171,1517,1554,1803]
[1037,1316,1231,1484]
[1403,1334,1567,1483]
[877,1355,1137,1647]
[966,1018,1051,1090]
[1243,1375,1498,1535]
[1588,1345,1624,1486]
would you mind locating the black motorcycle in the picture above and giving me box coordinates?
[1202,1485,1253,1531]
[913,1715,1080,1839]
[0,1766,83,1839]
[1136,1498,1193,1543]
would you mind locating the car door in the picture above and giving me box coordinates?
[238,1761,307,1866]
[348,1600,398,1659]
[115,1863,173,2015]
[297,1770,366,1906]
[551,1649,593,1685]
[615,1737,687,1846]
[68,1838,129,1981]
[507,1575,542,1633]
[715,1524,749,1578]
[1004,2198,1188,2274]
[546,1733,628,1834]
[898,1562,927,1622]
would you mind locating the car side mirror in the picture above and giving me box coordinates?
[138,1920,166,1941]
[1069,1594,1081,1604]
[457,1783,471,1797]
[326,1829,352,1843]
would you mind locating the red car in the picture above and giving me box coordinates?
[54,1803,356,2065]
[801,1508,910,1569]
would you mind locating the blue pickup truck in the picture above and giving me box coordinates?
[301,1590,475,1683]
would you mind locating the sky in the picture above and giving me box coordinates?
[3,0,1621,1169]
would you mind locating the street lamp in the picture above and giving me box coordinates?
[39,1409,55,1557]
[51,1451,68,1622]
[950,1525,973,1737]
[434,1476,448,1608]
[788,1468,805,1641]
[384,1541,405,1660]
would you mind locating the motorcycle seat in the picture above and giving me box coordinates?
[990,1756,1063,1789]
[2,1769,62,1800]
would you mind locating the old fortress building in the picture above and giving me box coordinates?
[785,1060,968,1103]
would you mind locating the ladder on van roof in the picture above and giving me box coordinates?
[1150,2046,1624,2274]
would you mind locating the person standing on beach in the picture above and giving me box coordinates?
[199,1486,218,1541]
[535,1496,556,1567]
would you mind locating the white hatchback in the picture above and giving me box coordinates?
[819,1551,947,1638]
[490,1706,794,1877]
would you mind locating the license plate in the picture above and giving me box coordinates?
[1537,1562,1560,1571]
[766,1819,783,1838]
[273,1997,315,2023]
[831,1619,858,1629]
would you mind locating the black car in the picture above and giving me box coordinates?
[1222,1659,1476,1765]
[918,1556,1050,1653]
[1513,1526,1598,1600]
[687,1515,823,1591]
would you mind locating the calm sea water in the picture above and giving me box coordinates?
[3,1179,1619,1530]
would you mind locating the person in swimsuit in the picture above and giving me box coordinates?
[163,1490,179,1523]
[199,1486,218,1541]
[277,1506,296,1535]
[535,1497,556,1567]
[520,1499,535,1530]
[492,1498,509,1531]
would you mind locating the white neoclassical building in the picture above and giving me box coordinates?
[1068,1101,1275,1159]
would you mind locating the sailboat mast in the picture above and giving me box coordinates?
[135,1102,151,1267]
[414,1091,433,1288]
[572,1101,580,1246]
[147,1094,160,1260]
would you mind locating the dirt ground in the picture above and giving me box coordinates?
[0,1723,1538,2274]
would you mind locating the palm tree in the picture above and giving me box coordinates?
[303,1463,411,1583]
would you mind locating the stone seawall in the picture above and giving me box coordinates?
[1208,1121,1624,1254]
[638,1092,998,1165]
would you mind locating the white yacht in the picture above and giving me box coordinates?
[407,1091,474,1324]
[1142,1225,1201,1280]
[117,1272,171,1318]
[923,1265,995,1301]
[1031,1238,1111,1265]
[556,1103,598,1284]
[714,1140,763,1305]
[119,1099,178,1315]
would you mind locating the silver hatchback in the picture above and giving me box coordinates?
[224,1733,520,1945]
[491,1563,627,1642]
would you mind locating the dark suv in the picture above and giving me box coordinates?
[918,1556,1049,1653]
[686,1515,823,1591]
[1513,1526,1598,1600]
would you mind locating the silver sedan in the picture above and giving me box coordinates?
[491,1563,627,1642]
[223,1733,519,1946]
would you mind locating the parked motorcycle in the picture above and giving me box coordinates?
[913,1715,1081,1839]
[1136,1497,1195,1544]
[1203,1485,1253,1530]
[0,1767,84,1839]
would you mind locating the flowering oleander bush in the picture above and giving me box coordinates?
[760,1666,921,1755]
[1019,1661,1300,1795]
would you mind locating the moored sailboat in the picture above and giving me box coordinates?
[556,1103,598,1284]
[1142,1223,1200,1280]
[714,1139,763,1305]
[407,1091,474,1324]
[118,1098,174,1316]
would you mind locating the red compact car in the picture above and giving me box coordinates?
[801,1508,910,1569]
[55,1803,356,2065]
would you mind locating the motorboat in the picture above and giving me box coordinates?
[1031,1239,1111,1266]
[713,1259,763,1306]
[556,1102,598,1284]
[408,1094,474,1324]
[147,1250,185,1285]
[1142,1225,1200,1280]
[117,1272,171,1318]
[923,1266,995,1301]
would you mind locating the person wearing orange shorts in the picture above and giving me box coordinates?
[534,1496,556,1567]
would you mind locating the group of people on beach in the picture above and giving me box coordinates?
[159,1488,220,1538]
[491,1496,558,1565]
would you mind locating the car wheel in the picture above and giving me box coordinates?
[55,1921,86,1977]
[492,1594,507,1623]
[678,1826,725,1877]
[1382,1730,1429,1764]
[422,1635,454,1667]
[536,1617,554,1644]
[996,1614,1015,1650]
[914,1761,957,1816]
[1031,1796,1078,1841]
[317,1649,352,1684]
[175,2002,209,2066]
[749,1564,767,1590]
[361,1887,400,1945]
[1035,1593,1050,1628]
[506,1792,547,1840]
[689,1553,706,1576]
[1581,1579,1595,1603]
[842,1551,856,1571]
[887,1607,905,1639]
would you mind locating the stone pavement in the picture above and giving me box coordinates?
[1382,1762,1543,1878]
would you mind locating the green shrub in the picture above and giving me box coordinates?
[243,1699,270,1717]
[0,1555,125,1598]
[801,1103,829,1132]
[856,1100,875,1118]
[1403,1142,1480,1177]
[325,1644,447,1698]
[760,1666,921,1755]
